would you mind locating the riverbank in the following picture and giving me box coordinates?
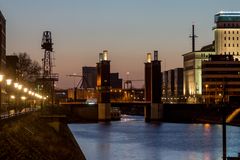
[0,110,85,160]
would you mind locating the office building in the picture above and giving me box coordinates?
[183,47,215,99]
[202,55,240,104]
[214,11,240,56]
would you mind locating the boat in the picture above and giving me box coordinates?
[111,108,121,121]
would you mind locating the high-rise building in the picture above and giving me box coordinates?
[0,11,6,72]
[214,11,240,56]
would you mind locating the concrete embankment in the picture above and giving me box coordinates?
[0,111,86,160]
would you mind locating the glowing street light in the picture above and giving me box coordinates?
[6,79,12,86]
[23,88,28,93]
[0,74,4,82]
[10,95,15,99]
[21,96,26,100]
[14,82,19,88]
[18,84,22,90]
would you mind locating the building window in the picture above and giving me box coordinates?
[233,31,235,34]
[224,52,226,55]
[224,44,226,47]
[229,44,231,47]
[229,37,231,40]
[233,44,235,47]
[237,37,239,40]
[237,52,239,55]
[237,44,239,47]
[224,37,226,40]
[233,52,235,55]
[224,31,226,34]
[238,31,239,34]
[229,31,231,34]
[233,37,235,40]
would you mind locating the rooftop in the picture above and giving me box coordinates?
[215,11,240,23]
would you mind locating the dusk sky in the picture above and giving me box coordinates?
[1,0,240,89]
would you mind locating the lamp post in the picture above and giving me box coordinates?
[205,84,209,105]
[6,79,12,111]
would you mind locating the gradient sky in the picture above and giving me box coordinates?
[1,0,240,89]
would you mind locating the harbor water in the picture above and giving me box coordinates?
[69,115,240,160]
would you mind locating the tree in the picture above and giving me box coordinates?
[16,52,41,83]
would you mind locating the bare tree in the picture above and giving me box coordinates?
[16,52,41,83]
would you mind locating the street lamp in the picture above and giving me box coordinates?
[205,84,209,104]
[6,79,12,86]
[23,88,28,93]
[14,82,19,88]
[17,84,22,90]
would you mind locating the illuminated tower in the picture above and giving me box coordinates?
[214,11,240,56]
[97,50,111,121]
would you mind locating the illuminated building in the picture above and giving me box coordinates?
[183,48,215,101]
[214,11,240,56]
[201,11,240,104]
[202,55,240,104]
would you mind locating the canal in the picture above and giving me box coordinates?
[69,115,240,160]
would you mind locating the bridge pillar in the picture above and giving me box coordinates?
[144,51,163,122]
[97,50,111,121]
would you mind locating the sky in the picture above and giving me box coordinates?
[0,0,240,89]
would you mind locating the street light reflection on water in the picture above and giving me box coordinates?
[69,115,240,160]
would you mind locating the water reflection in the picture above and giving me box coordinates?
[69,115,240,160]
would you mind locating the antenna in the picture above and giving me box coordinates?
[189,24,198,52]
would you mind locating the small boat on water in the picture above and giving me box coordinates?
[111,108,121,121]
